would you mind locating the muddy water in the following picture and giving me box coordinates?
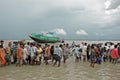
[0,57,120,80]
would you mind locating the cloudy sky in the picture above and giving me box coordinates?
[0,0,120,40]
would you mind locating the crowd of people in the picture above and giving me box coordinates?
[0,40,120,68]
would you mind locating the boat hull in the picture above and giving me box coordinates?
[29,35,59,43]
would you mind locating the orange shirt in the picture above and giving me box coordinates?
[16,47,23,58]
[0,48,6,65]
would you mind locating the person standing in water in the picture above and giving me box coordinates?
[36,44,43,65]
[111,45,119,64]
[63,44,69,63]
[44,44,51,65]
[53,45,61,67]
[5,42,12,65]
[90,46,96,68]
[22,45,29,65]
[16,42,23,67]
[0,45,6,67]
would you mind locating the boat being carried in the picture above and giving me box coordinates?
[29,32,64,43]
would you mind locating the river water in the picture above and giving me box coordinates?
[0,56,120,80]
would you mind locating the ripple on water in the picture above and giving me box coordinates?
[0,57,120,80]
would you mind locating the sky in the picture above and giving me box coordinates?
[0,0,120,40]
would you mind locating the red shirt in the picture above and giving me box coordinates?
[111,48,119,59]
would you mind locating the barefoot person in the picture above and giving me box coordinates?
[63,44,69,63]
[36,44,43,65]
[16,42,23,67]
[90,46,96,68]
[0,45,6,66]
[23,45,29,65]
[44,44,51,65]
[53,45,61,67]
[5,42,12,65]
[111,45,119,64]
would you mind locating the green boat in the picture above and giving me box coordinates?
[29,32,64,43]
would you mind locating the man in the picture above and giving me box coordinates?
[111,45,119,64]
[53,45,61,67]
[16,42,23,67]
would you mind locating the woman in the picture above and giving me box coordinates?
[0,45,6,66]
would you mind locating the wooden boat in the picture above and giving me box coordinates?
[29,32,64,43]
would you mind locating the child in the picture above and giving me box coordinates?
[97,55,102,64]
[103,49,108,62]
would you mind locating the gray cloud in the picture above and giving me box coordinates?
[107,0,120,10]
[0,0,120,40]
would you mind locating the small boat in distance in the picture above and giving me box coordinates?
[29,32,64,43]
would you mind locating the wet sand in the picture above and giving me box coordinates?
[0,56,120,80]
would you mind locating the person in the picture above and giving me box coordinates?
[110,45,119,64]
[63,44,69,63]
[118,43,120,62]
[22,45,29,65]
[102,47,108,62]
[97,55,102,64]
[53,45,61,67]
[86,44,91,61]
[0,40,4,48]
[90,46,96,68]
[118,43,120,56]
[29,43,35,65]
[82,43,87,62]
[11,42,18,63]
[73,45,80,62]
[16,42,23,67]
[36,44,43,65]
[0,45,6,66]
[50,45,54,62]
[25,42,31,64]
[5,42,12,65]
[109,43,114,63]
[44,44,51,65]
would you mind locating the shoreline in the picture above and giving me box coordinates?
[2,40,120,47]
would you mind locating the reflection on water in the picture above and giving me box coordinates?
[0,57,120,80]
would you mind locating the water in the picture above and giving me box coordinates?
[0,57,120,80]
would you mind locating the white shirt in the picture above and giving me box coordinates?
[23,48,28,60]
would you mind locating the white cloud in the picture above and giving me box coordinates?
[76,29,88,36]
[52,28,67,36]
[104,0,111,9]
